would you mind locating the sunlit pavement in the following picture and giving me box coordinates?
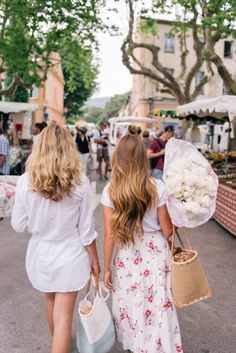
[0,171,236,352]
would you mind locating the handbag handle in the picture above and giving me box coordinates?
[86,276,110,301]
[86,275,99,295]
[171,225,193,256]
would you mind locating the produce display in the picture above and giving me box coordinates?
[204,151,236,178]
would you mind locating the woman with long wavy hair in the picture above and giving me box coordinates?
[11,121,100,353]
[101,134,182,353]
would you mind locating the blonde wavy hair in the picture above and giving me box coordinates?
[26,121,82,201]
[109,134,158,247]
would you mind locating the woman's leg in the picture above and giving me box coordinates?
[51,291,78,353]
[45,292,55,335]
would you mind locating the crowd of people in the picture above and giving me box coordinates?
[1,118,176,182]
[74,121,176,182]
[8,120,182,353]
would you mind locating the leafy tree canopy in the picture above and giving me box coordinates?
[61,39,98,118]
[0,0,105,96]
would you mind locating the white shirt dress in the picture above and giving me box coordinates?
[101,180,183,353]
[11,173,97,293]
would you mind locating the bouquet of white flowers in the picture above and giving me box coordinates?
[163,138,218,227]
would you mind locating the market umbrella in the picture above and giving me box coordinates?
[177,95,236,123]
[177,95,236,170]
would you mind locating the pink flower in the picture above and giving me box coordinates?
[143,269,150,277]
[147,295,153,303]
[131,285,137,291]
[156,338,162,349]
[120,313,125,320]
[176,345,183,352]
[163,300,173,309]
[5,189,15,198]
[134,258,139,265]
[118,261,125,268]
[144,309,151,318]
[148,241,155,250]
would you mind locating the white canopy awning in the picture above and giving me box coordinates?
[177,95,236,123]
[109,116,160,124]
[0,101,39,114]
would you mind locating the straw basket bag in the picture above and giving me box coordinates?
[171,227,212,308]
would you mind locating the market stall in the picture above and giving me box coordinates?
[108,116,160,145]
[177,95,236,236]
[0,101,39,175]
[0,176,19,218]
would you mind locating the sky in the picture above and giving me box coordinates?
[92,32,132,98]
[92,1,133,98]
[92,0,175,99]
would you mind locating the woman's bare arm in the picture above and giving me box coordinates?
[157,204,173,238]
[102,205,115,290]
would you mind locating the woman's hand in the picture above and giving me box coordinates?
[103,269,113,291]
[91,260,100,282]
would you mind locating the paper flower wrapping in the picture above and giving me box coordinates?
[163,138,218,227]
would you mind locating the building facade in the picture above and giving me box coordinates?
[29,52,65,124]
[127,19,236,121]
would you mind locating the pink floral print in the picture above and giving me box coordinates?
[112,231,182,353]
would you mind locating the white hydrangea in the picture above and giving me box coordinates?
[165,156,218,218]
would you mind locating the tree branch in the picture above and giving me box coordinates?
[122,0,185,103]
[0,73,32,96]
[184,5,205,101]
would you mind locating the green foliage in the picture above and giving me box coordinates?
[10,86,29,102]
[61,39,98,118]
[82,106,104,123]
[4,72,29,102]
[82,92,130,123]
[139,18,159,37]
[67,115,78,125]
[0,0,105,95]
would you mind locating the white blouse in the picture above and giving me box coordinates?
[11,173,97,292]
[101,179,167,232]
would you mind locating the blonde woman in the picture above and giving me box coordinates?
[11,121,100,353]
[101,134,182,353]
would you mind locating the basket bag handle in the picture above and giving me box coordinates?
[171,225,193,257]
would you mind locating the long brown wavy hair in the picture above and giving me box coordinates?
[109,134,158,247]
[26,121,82,201]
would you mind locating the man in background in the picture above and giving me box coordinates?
[94,122,110,180]
[32,122,47,144]
[147,125,175,180]
[75,126,92,175]
[0,127,10,175]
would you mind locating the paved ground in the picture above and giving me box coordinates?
[0,174,236,353]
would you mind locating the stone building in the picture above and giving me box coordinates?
[29,52,65,124]
[126,19,236,123]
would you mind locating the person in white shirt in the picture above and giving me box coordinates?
[11,121,100,353]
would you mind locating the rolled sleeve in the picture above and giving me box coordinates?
[11,177,28,233]
[78,177,98,246]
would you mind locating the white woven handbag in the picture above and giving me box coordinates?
[77,277,115,353]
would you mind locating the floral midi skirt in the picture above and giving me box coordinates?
[112,231,183,353]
